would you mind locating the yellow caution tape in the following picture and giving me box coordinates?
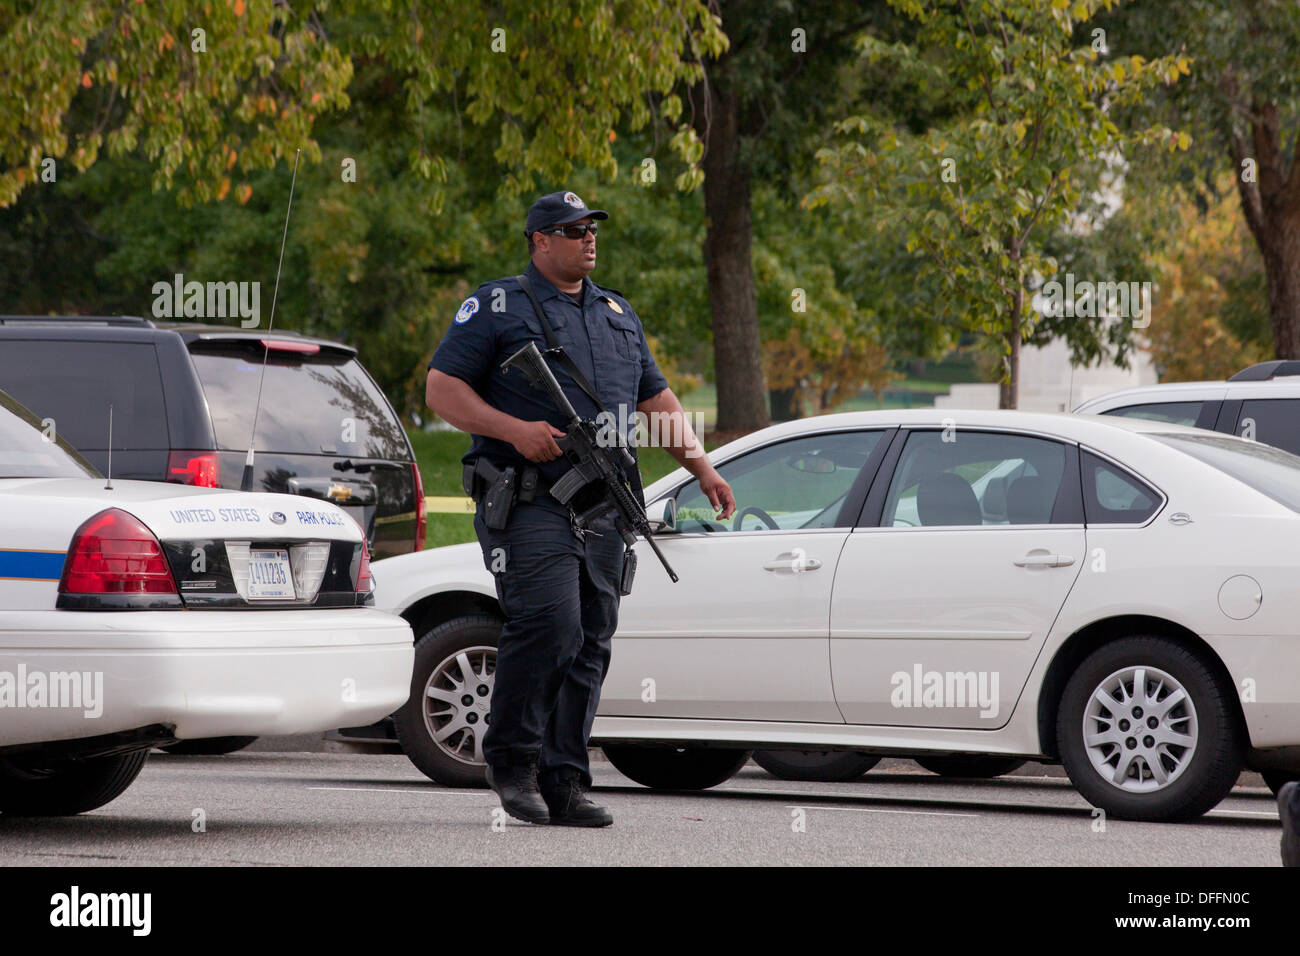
[425,496,476,514]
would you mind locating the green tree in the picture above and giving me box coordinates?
[682,0,885,430]
[1144,173,1270,381]
[809,0,1184,407]
[1098,0,1300,360]
[0,1,723,208]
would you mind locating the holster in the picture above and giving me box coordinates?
[462,459,545,530]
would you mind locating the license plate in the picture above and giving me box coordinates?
[248,549,295,600]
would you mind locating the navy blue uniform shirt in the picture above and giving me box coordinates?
[428,262,669,484]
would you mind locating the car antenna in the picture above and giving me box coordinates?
[240,148,301,493]
[104,404,113,491]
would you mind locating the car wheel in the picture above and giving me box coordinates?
[160,736,258,755]
[1262,770,1300,796]
[0,749,149,815]
[1057,635,1242,822]
[602,745,751,790]
[913,755,1027,778]
[753,750,880,782]
[394,614,500,788]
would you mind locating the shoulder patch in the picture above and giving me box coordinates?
[454,296,480,325]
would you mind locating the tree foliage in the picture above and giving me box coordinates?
[1099,0,1300,359]
[809,0,1186,406]
[1144,173,1270,381]
[0,0,724,207]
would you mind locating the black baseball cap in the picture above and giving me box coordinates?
[524,190,609,236]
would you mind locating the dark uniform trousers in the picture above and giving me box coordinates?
[475,494,625,790]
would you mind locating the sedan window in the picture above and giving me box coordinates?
[1080,451,1161,524]
[1151,432,1300,513]
[883,430,1067,527]
[0,390,100,478]
[673,430,882,532]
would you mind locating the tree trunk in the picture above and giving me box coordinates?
[1229,105,1300,359]
[999,329,1021,409]
[1251,217,1300,358]
[691,48,769,432]
[999,253,1023,409]
[769,387,801,421]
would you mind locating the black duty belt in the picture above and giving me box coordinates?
[462,458,551,528]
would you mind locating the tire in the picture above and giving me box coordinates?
[913,755,1027,778]
[0,749,149,815]
[394,614,501,788]
[753,749,880,782]
[1262,770,1300,796]
[1056,635,1242,822]
[602,744,751,790]
[160,736,257,755]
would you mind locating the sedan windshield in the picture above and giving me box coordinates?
[1151,432,1300,512]
[0,390,100,479]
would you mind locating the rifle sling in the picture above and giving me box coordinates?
[515,274,610,414]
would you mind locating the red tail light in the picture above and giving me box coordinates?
[60,509,179,596]
[167,451,220,487]
[344,512,373,594]
[355,539,372,594]
[412,461,427,552]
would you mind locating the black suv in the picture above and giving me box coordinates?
[0,316,426,559]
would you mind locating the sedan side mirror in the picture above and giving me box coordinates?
[645,496,678,534]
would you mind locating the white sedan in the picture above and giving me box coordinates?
[375,408,1300,822]
[0,389,413,814]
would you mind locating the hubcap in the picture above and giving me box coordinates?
[422,646,496,766]
[1081,665,1197,792]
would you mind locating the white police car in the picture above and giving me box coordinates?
[0,388,413,814]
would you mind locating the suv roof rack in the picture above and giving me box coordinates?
[1228,360,1300,381]
[0,315,154,327]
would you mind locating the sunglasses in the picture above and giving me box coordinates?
[541,222,599,239]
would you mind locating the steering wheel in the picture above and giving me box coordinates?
[732,505,780,531]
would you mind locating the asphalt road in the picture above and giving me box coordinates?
[0,753,1285,866]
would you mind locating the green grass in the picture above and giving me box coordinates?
[408,429,479,496]
[425,513,477,549]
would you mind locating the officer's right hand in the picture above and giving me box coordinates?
[510,420,567,462]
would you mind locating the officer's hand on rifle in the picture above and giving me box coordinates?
[508,419,566,462]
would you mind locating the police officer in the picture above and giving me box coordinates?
[425,190,735,826]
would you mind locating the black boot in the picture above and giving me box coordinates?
[541,770,613,828]
[485,756,550,825]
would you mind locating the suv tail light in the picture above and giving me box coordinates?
[412,461,427,552]
[58,508,180,604]
[167,451,220,487]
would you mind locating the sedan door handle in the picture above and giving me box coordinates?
[1014,552,1075,568]
[763,552,823,573]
